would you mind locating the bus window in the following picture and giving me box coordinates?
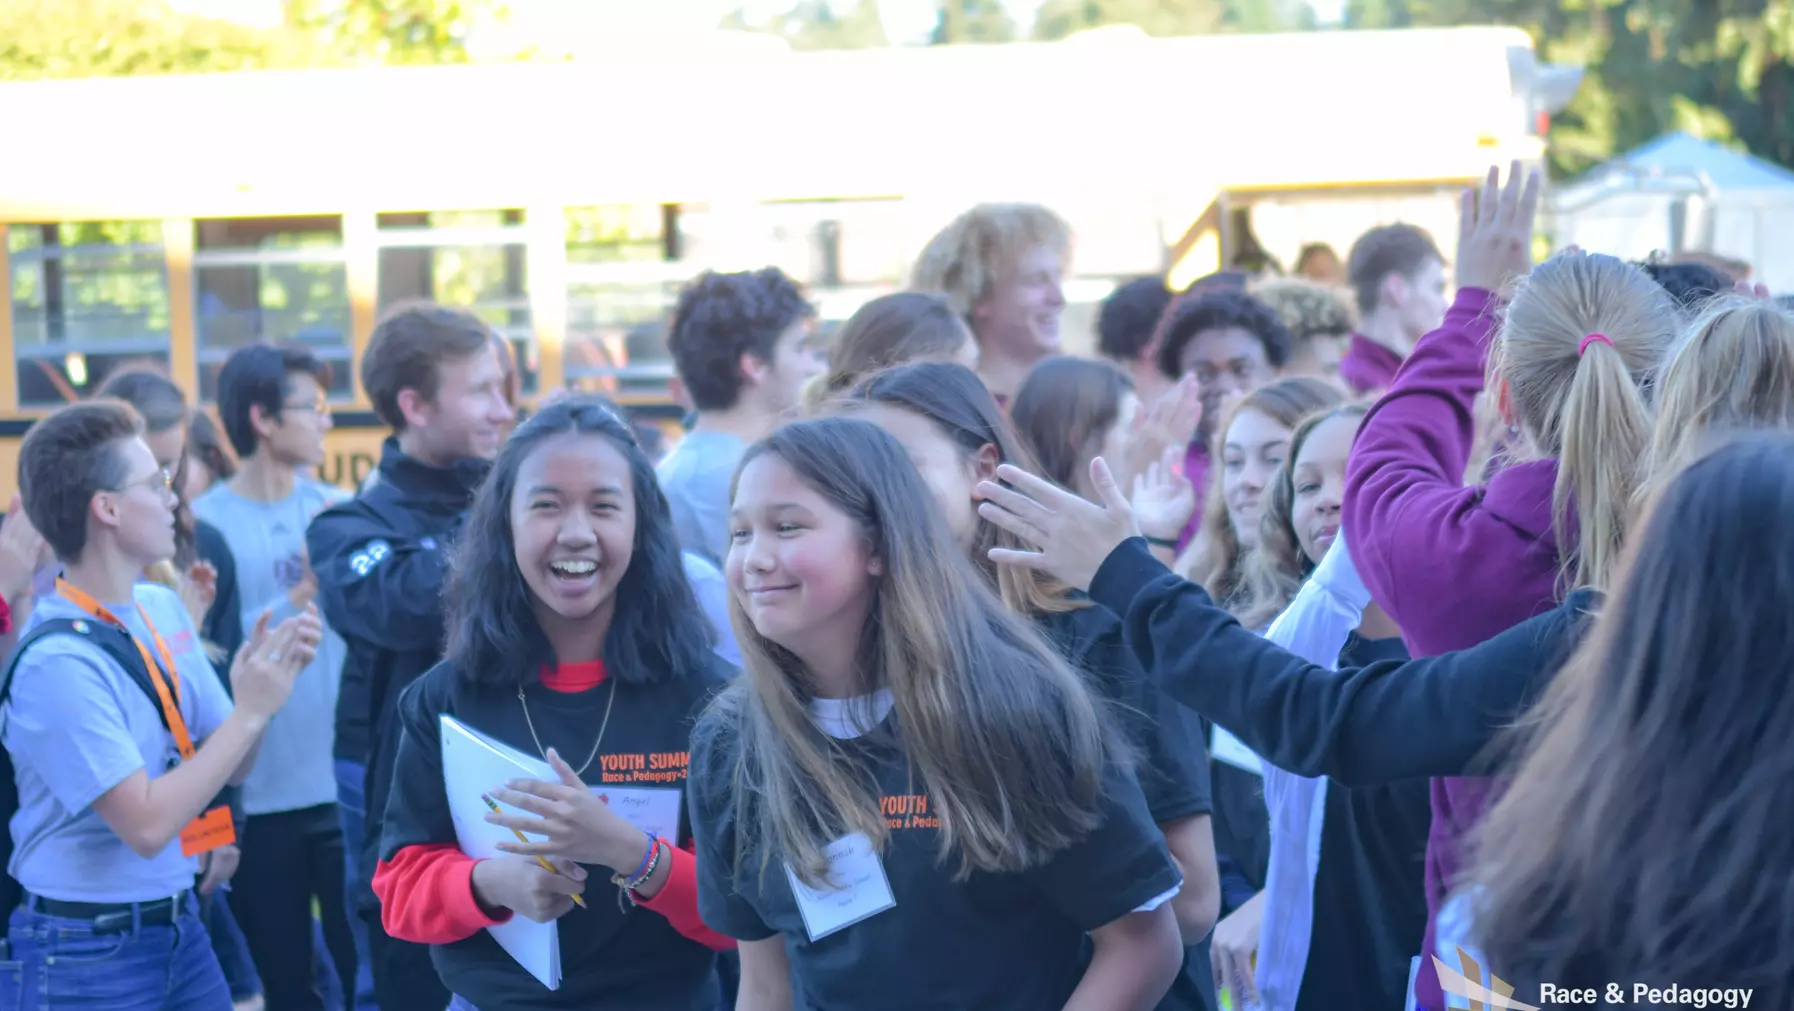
[376,210,537,394]
[10,221,170,405]
[195,215,353,402]
[565,203,682,400]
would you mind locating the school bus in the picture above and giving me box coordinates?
[0,24,1570,496]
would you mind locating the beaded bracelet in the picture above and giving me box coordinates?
[614,833,664,911]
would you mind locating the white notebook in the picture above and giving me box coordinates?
[439,715,563,991]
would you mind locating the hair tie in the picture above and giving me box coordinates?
[1578,333,1613,357]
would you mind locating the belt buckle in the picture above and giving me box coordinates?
[90,910,133,935]
[90,893,179,935]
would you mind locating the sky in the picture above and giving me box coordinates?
[168,0,1345,42]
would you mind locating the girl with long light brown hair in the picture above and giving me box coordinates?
[1174,378,1344,607]
[691,417,1185,1011]
[843,360,1221,1011]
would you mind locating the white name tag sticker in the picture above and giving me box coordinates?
[1211,726,1263,776]
[783,832,897,942]
[591,786,681,841]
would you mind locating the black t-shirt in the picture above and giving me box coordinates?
[1297,632,1432,1011]
[689,693,1183,1011]
[1206,730,1271,911]
[1035,600,1213,825]
[194,519,244,665]
[1037,601,1219,1011]
[380,655,731,1011]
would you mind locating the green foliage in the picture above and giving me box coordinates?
[0,0,276,79]
[284,0,490,66]
[1391,0,1794,177]
[1031,0,1229,39]
[720,0,888,50]
[0,0,500,80]
[930,0,1018,43]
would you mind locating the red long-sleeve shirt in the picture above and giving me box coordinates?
[371,661,734,952]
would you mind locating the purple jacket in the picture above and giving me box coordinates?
[1339,332,1405,395]
[1175,441,1212,551]
[1342,288,1564,1011]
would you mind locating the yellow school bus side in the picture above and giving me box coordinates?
[314,416,391,491]
[0,412,388,502]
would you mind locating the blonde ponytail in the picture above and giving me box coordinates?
[1558,338,1651,589]
[1497,252,1679,591]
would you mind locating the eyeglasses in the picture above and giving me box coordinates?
[116,468,174,494]
[283,399,331,414]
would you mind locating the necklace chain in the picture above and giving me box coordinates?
[518,679,616,777]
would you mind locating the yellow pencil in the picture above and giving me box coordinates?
[482,794,586,909]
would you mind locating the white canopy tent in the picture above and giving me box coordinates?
[1551,132,1794,292]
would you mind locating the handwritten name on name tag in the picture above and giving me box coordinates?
[784,832,897,941]
[592,785,681,841]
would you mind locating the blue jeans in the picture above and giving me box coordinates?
[1,895,230,1010]
[201,892,262,1002]
[334,759,379,1011]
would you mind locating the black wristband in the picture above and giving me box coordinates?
[1144,535,1179,550]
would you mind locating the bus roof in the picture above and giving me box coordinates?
[1,25,1542,221]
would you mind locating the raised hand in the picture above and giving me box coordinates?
[1122,374,1203,488]
[487,748,653,875]
[976,456,1141,592]
[1454,161,1542,295]
[1736,279,1774,302]
[179,561,219,627]
[0,493,48,605]
[1131,446,1197,544]
[229,606,322,721]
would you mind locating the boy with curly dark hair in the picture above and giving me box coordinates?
[659,268,820,564]
[1151,289,1295,547]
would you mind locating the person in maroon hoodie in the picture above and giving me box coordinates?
[1341,163,1681,1011]
[1339,223,1449,395]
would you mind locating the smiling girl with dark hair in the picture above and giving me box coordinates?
[371,396,733,1011]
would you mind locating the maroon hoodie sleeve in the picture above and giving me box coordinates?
[1341,288,1505,639]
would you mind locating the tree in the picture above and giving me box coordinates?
[283,0,496,65]
[1031,0,1228,39]
[1224,0,1313,32]
[0,0,278,80]
[0,0,509,80]
[719,1,889,50]
[930,0,1017,44]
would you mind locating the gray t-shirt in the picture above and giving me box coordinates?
[682,551,740,667]
[656,430,745,567]
[193,480,349,816]
[4,583,234,902]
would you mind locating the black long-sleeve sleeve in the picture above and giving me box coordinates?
[1086,538,1596,786]
[195,519,245,666]
[306,505,451,653]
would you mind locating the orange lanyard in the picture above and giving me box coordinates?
[55,578,195,760]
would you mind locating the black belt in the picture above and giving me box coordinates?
[28,892,188,933]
